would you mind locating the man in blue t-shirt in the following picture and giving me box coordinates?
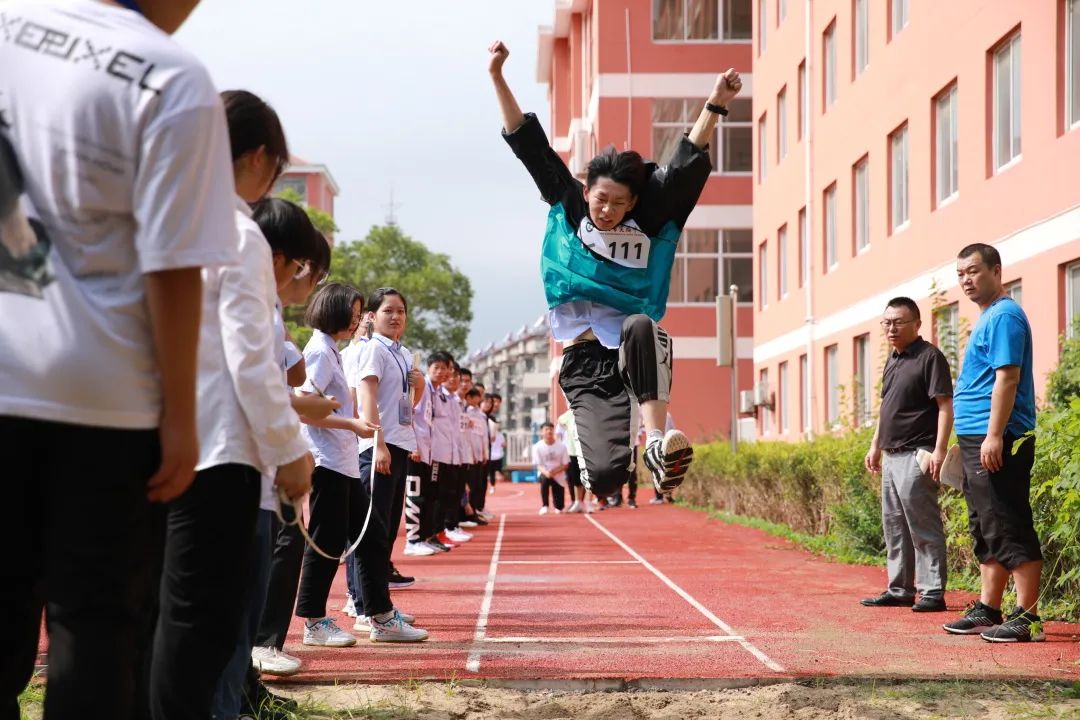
[942,243,1042,643]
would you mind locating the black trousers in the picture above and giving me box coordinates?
[254,507,304,650]
[147,463,261,720]
[406,459,438,542]
[386,449,407,559]
[295,467,358,619]
[558,315,670,497]
[467,462,488,512]
[351,445,405,616]
[0,416,160,720]
[434,462,464,531]
[540,477,566,510]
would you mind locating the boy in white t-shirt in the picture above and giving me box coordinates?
[533,422,571,515]
[0,1,237,716]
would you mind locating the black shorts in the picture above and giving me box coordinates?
[958,433,1042,570]
[566,456,582,490]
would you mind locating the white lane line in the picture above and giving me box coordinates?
[497,560,640,565]
[465,513,507,673]
[485,635,744,644]
[585,514,785,673]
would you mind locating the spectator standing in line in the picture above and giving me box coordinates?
[861,297,953,613]
[557,409,588,513]
[533,422,570,515]
[943,243,1043,643]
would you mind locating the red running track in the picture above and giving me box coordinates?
[270,481,1080,684]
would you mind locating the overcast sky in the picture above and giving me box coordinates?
[176,1,554,354]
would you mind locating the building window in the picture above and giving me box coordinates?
[798,207,808,287]
[1069,0,1080,129]
[824,183,837,270]
[652,0,721,40]
[759,240,769,309]
[855,334,871,424]
[1006,280,1023,306]
[778,361,790,433]
[825,344,839,426]
[798,60,808,139]
[1067,261,1080,337]
[760,368,772,434]
[778,223,789,298]
[799,353,810,433]
[670,229,753,303]
[758,112,768,182]
[854,156,870,252]
[653,98,751,173]
[993,32,1022,172]
[759,0,767,54]
[935,83,959,205]
[778,87,788,160]
[779,0,787,23]
[824,20,837,108]
[854,0,869,76]
[890,123,909,231]
[890,0,909,39]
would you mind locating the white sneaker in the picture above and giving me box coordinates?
[459,519,478,528]
[355,607,416,631]
[302,617,356,647]
[446,528,472,543]
[538,506,549,516]
[369,610,429,643]
[250,646,302,676]
[553,508,562,514]
[404,541,436,557]
[342,595,356,617]
[566,501,582,513]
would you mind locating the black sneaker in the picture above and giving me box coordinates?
[426,538,452,553]
[627,498,638,509]
[912,595,947,612]
[942,601,1004,635]
[643,430,695,493]
[980,607,1045,643]
[388,565,415,589]
[860,591,915,607]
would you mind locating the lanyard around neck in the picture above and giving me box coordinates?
[374,335,408,394]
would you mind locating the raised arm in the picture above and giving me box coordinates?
[686,69,743,150]
[489,41,525,134]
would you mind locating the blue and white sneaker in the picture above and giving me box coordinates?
[369,609,428,643]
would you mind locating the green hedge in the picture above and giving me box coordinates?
[683,412,1080,620]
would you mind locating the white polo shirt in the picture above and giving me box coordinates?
[260,304,306,512]
[465,405,488,463]
[0,0,238,429]
[354,334,417,454]
[412,379,435,465]
[300,329,359,478]
[430,385,461,465]
[533,439,571,486]
[341,336,369,389]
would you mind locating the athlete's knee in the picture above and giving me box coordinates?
[621,313,655,343]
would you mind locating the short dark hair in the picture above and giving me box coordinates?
[304,282,361,335]
[427,350,453,366]
[309,232,331,277]
[885,296,921,321]
[958,243,1002,270]
[586,145,648,196]
[365,286,408,314]
[251,197,320,262]
[491,393,502,401]
[540,421,555,430]
[465,387,482,399]
[220,90,288,173]
[459,367,473,377]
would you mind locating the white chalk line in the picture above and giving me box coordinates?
[465,513,506,673]
[484,635,744,644]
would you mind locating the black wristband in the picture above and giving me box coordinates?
[705,102,728,116]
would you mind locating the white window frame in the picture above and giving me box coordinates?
[778,87,788,160]
[798,60,808,139]
[826,344,839,426]
[758,113,768,182]
[935,84,959,206]
[1069,0,1080,130]
[855,334,871,425]
[653,98,751,176]
[798,207,808,286]
[760,368,772,435]
[824,21,837,108]
[799,353,810,433]
[669,229,755,306]
[855,0,869,76]
[824,184,838,270]
[778,224,789,298]
[854,156,870,252]
[890,124,909,232]
[1006,280,1023,306]
[759,0,768,54]
[992,32,1022,173]
[778,361,790,433]
[890,0,909,39]
[779,0,788,23]
[651,0,754,43]
[1067,262,1080,338]
[759,240,769,309]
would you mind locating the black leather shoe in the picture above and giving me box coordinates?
[860,591,915,607]
[912,596,947,612]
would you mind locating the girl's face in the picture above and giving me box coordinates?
[271,254,310,293]
[235,145,284,204]
[372,293,407,341]
[333,299,363,341]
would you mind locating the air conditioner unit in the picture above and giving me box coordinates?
[754,382,774,409]
[738,390,756,414]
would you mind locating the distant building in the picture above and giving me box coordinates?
[272,154,340,242]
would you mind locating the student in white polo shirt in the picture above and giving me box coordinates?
[533,422,571,515]
[0,1,238,716]
[463,387,491,524]
[346,287,428,643]
[405,352,453,556]
[441,365,473,544]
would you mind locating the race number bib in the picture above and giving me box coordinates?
[578,218,651,270]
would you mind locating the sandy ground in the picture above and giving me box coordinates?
[269,679,1080,719]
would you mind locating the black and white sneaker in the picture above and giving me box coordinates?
[942,601,1003,635]
[643,429,695,493]
[980,607,1045,643]
[388,565,415,589]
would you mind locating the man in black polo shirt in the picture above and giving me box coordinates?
[861,297,954,612]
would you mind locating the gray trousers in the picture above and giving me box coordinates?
[881,449,947,599]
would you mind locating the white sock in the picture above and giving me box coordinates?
[647,429,664,444]
[373,610,396,623]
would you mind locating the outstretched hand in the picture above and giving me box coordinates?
[488,40,509,76]
[713,68,743,106]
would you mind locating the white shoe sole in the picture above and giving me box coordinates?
[252,660,301,676]
[369,631,429,643]
[302,636,357,648]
